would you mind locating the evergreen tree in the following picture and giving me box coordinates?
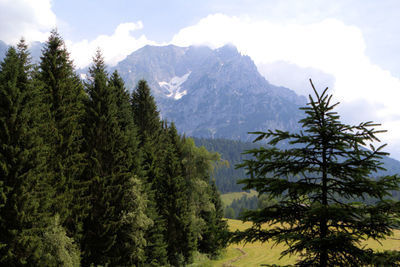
[131,80,162,146]
[109,70,150,266]
[38,30,87,240]
[232,80,400,266]
[198,180,229,258]
[109,70,141,174]
[131,80,228,264]
[131,80,168,266]
[0,41,51,265]
[82,51,150,266]
[40,215,81,267]
[159,123,196,265]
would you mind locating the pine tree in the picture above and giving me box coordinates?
[109,70,151,266]
[131,80,162,146]
[38,30,87,240]
[158,123,196,265]
[0,41,51,265]
[131,80,168,266]
[232,80,400,266]
[109,70,141,174]
[82,51,150,266]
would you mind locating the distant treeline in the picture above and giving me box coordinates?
[194,137,400,196]
[0,31,228,266]
[193,137,258,193]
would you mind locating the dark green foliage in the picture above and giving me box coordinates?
[224,207,235,219]
[222,193,279,219]
[193,137,259,193]
[131,79,169,266]
[82,51,150,266]
[194,137,400,195]
[40,215,81,267]
[180,137,228,259]
[131,79,162,146]
[131,80,229,265]
[0,41,52,265]
[198,180,229,258]
[159,123,196,265]
[0,30,237,265]
[109,70,141,173]
[232,80,400,266]
[224,195,258,219]
[38,30,87,240]
[141,202,168,267]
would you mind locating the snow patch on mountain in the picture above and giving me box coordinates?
[158,71,191,100]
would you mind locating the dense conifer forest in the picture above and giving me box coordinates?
[0,31,228,266]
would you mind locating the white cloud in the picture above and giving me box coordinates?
[0,0,56,44]
[65,22,158,68]
[171,14,400,159]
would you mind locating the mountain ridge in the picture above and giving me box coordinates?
[113,44,306,140]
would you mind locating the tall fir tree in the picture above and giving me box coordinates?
[0,41,51,265]
[110,69,150,266]
[38,30,87,240]
[109,70,141,174]
[232,80,400,266]
[131,80,168,266]
[159,122,196,265]
[82,51,151,266]
[131,80,162,146]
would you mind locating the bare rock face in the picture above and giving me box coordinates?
[113,44,306,140]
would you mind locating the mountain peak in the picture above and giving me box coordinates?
[215,44,241,60]
[217,43,238,53]
[112,43,305,141]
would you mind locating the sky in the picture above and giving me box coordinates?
[1,0,400,159]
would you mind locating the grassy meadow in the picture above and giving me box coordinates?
[191,219,400,267]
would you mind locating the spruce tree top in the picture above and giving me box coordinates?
[131,80,161,143]
[232,80,400,266]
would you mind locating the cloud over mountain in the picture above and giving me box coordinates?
[0,0,56,44]
[170,13,400,158]
[65,22,158,68]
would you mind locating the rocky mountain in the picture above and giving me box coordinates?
[113,44,306,140]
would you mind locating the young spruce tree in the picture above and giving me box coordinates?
[232,80,400,266]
